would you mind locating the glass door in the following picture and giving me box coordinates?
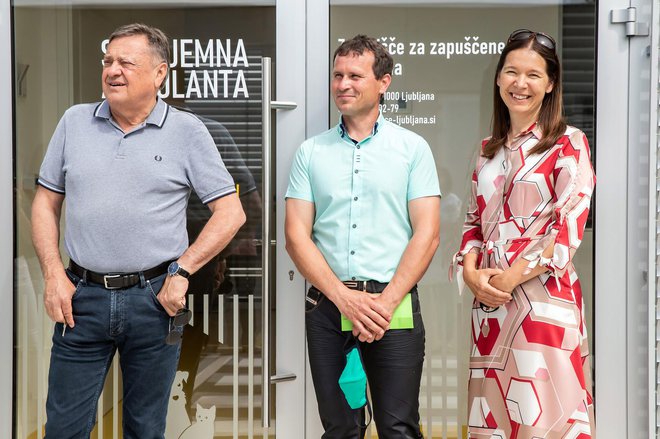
[325,2,597,438]
[12,3,294,438]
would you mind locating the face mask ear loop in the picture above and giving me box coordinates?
[357,397,373,429]
[352,338,372,429]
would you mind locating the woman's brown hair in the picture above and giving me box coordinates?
[482,34,566,159]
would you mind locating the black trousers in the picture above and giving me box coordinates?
[306,286,425,439]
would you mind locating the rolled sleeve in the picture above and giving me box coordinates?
[521,130,595,278]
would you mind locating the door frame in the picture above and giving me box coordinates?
[274,0,312,437]
[1,0,14,436]
[274,0,339,437]
[595,0,655,437]
[648,0,659,435]
[302,1,329,437]
[594,1,630,437]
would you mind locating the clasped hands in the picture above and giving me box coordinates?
[336,288,398,343]
[463,267,513,308]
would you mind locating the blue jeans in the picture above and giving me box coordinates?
[306,286,425,439]
[44,270,180,439]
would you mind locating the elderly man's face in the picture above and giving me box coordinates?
[102,35,167,111]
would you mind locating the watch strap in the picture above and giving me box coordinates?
[176,264,190,278]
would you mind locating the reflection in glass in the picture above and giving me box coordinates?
[330,4,595,437]
[13,5,275,438]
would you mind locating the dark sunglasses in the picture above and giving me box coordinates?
[165,307,192,345]
[507,29,556,51]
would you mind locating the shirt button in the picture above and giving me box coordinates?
[354,170,359,174]
[352,224,357,228]
[354,197,358,201]
[352,276,356,280]
[357,145,361,149]
[350,250,355,255]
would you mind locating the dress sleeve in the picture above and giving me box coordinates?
[521,130,596,282]
[457,168,484,261]
[450,164,484,295]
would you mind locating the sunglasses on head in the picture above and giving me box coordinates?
[165,307,192,345]
[507,29,556,51]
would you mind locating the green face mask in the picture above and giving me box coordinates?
[338,345,368,409]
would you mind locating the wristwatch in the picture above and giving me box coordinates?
[167,261,190,278]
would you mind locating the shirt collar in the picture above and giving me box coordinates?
[336,112,385,141]
[94,96,169,128]
[507,121,541,150]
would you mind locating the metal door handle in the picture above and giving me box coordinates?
[270,373,297,384]
[271,101,297,110]
[252,239,277,247]
[261,57,297,429]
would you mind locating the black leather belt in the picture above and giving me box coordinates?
[69,260,171,290]
[342,280,389,293]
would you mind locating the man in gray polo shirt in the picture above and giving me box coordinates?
[31,23,245,438]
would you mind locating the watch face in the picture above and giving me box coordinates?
[168,262,179,276]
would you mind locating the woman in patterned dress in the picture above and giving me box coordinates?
[455,30,596,438]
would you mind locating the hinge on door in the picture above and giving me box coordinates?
[611,7,649,37]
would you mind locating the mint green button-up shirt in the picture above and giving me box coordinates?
[286,114,441,282]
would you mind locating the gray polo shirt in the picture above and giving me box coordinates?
[38,97,236,273]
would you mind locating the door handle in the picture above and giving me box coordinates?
[271,101,297,110]
[252,239,277,247]
[270,372,297,384]
[261,56,297,429]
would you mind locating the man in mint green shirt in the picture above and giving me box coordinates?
[285,35,440,438]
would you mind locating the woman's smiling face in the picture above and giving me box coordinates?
[496,47,554,125]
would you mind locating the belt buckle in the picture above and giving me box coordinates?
[343,281,367,291]
[103,274,122,289]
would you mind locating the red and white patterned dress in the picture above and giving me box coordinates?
[455,124,596,438]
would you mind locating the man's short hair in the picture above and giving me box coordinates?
[109,23,170,66]
[333,35,393,79]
